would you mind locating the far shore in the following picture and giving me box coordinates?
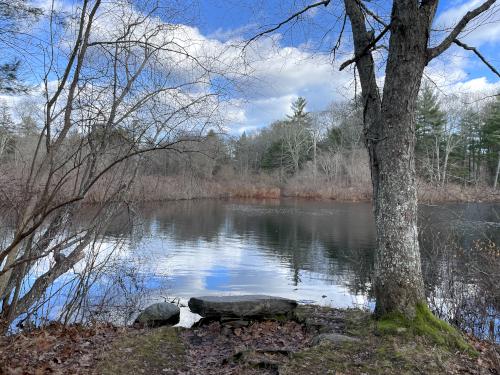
[86,175,500,204]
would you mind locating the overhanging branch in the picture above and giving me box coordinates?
[339,24,390,71]
[427,0,496,60]
[355,0,387,26]
[453,39,500,78]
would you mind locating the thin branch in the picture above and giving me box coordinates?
[244,0,331,48]
[355,0,387,26]
[332,14,347,59]
[339,24,390,71]
[453,39,500,78]
[427,0,496,60]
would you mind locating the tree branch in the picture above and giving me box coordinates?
[427,0,496,60]
[339,24,390,71]
[453,39,500,78]
[355,0,387,26]
[244,0,331,48]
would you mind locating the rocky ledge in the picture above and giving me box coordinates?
[188,295,298,319]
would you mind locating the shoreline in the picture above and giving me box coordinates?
[1,176,499,208]
[1,304,498,374]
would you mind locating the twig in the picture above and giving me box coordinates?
[244,0,331,48]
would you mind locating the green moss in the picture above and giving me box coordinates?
[282,339,450,375]
[376,303,475,354]
[98,327,187,374]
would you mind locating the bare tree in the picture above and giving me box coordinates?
[249,0,498,318]
[0,0,236,331]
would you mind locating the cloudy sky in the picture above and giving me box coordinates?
[196,0,500,133]
[6,0,500,134]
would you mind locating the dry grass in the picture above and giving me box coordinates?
[417,180,500,203]
[283,179,371,201]
[34,175,500,204]
[1,167,498,207]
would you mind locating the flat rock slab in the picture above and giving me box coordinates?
[188,295,297,319]
[135,302,180,327]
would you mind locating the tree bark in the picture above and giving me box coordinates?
[435,135,441,184]
[344,0,435,317]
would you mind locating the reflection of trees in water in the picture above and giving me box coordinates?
[126,200,377,296]
[78,200,499,340]
[140,200,227,243]
[227,203,375,294]
[419,204,500,341]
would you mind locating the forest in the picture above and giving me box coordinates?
[1,86,499,204]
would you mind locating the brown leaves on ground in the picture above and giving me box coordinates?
[0,308,499,375]
[182,320,312,374]
[0,323,125,375]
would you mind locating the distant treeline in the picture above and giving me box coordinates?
[0,85,499,203]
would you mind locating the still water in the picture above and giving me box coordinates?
[98,199,499,335]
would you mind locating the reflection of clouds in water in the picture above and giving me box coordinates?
[121,218,372,311]
[6,199,498,332]
[64,200,498,329]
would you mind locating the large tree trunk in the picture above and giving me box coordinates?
[373,4,430,317]
[344,0,433,317]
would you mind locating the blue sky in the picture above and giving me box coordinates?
[5,0,500,134]
[186,0,500,133]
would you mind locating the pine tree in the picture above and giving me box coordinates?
[282,97,313,173]
[415,83,446,182]
[482,96,500,188]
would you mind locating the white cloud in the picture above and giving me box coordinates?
[9,0,499,137]
[450,76,500,93]
[434,0,500,46]
[425,43,499,99]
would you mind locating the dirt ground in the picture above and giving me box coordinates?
[0,306,499,375]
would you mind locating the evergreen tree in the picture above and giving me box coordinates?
[460,108,483,184]
[287,97,307,121]
[415,83,446,182]
[482,96,500,187]
[282,97,313,173]
[416,84,446,135]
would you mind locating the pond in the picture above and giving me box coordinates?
[93,199,499,339]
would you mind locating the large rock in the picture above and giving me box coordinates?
[135,302,180,327]
[188,295,297,319]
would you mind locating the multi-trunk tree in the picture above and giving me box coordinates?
[0,0,236,331]
[342,0,497,317]
[251,0,498,318]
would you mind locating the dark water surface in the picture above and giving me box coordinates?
[99,199,499,333]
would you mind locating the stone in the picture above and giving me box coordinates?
[188,295,297,319]
[135,302,180,327]
[312,333,360,346]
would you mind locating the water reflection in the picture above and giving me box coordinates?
[122,200,377,307]
[93,199,498,335]
[6,199,498,337]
